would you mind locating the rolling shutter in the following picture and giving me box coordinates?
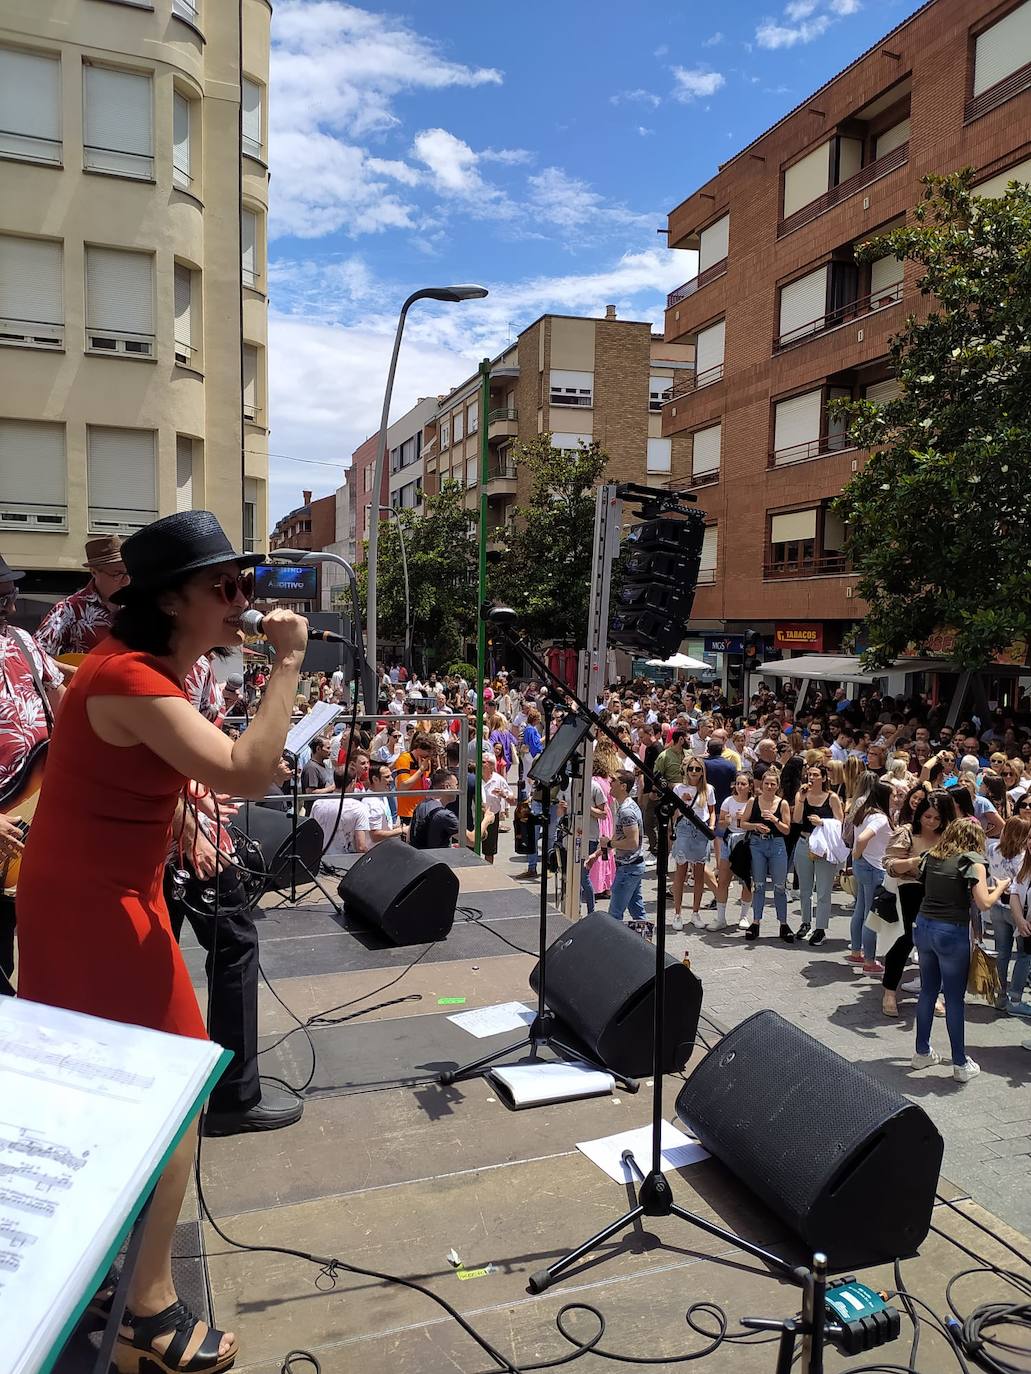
[173,92,191,184]
[875,118,910,160]
[865,378,902,405]
[87,426,157,529]
[770,510,817,543]
[773,390,822,458]
[870,255,903,302]
[0,236,63,329]
[698,214,729,271]
[175,435,193,511]
[85,247,153,336]
[84,66,152,175]
[241,211,257,286]
[551,433,591,449]
[976,156,1031,198]
[974,0,1031,96]
[0,420,65,509]
[695,319,725,379]
[699,526,717,580]
[174,263,192,360]
[646,437,671,473]
[242,78,262,155]
[243,345,258,420]
[783,143,830,218]
[0,49,60,162]
[691,423,721,477]
[779,266,827,344]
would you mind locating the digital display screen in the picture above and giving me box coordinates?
[254,564,317,601]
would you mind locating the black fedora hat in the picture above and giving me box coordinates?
[112,511,260,603]
[0,556,25,585]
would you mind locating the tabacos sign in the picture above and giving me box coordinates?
[774,623,824,651]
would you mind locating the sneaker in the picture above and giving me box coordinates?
[737,914,753,931]
[691,911,707,929]
[953,1058,980,1083]
[1007,1000,1031,1017]
[744,922,760,942]
[807,929,826,946]
[671,915,684,932]
[795,923,811,941]
[911,1050,942,1069]
[899,978,921,994]
[863,960,885,975]
[779,924,795,944]
[704,913,728,932]
[845,951,866,965]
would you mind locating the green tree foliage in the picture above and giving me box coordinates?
[357,479,477,665]
[492,434,610,645]
[833,171,1031,668]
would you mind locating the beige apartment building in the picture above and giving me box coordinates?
[0,0,269,613]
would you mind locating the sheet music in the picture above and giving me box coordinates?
[0,999,226,1374]
[285,701,344,758]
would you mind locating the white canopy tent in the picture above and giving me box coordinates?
[647,652,711,672]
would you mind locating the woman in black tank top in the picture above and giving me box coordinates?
[791,762,844,945]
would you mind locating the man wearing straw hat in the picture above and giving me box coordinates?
[35,534,129,658]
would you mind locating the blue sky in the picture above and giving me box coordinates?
[266,0,920,521]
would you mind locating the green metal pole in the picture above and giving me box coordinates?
[473,356,491,854]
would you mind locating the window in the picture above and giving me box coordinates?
[698,214,729,272]
[244,477,259,552]
[242,78,263,160]
[453,410,464,443]
[465,457,478,488]
[765,505,847,578]
[241,210,258,288]
[468,399,478,433]
[363,466,372,492]
[85,247,154,357]
[691,423,721,483]
[87,426,157,533]
[773,390,823,464]
[976,156,1031,197]
[173,0,200,22]
[174,263,195,366]
[698,526,717,584]
[173,92,193,190]
[440,420,450,449]
[243,345,259,422]
[551,433,591,450]
[0,236,63,349]
[865,377,902,405]
[0,48,61,165]
[550,369,593,407]
[875,118,910,160]
[0,419,66,529]
[398,435,418,468]
[778,266,828,346]
[175,435,194,511]
[646,437,671,474]
[649,375,673,411]
[783,143,830,219]
[973,1,1031,99]
[694,319,725,386]
[869,254,903,308]
[84,65,153,179]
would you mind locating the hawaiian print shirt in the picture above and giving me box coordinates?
[183,654,226,725]
[0,629,62,793]
[35,583,113,657]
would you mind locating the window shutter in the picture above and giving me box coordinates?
[874,118,910,160]
[0,236,63,330]
[87,426,157,529]
[84,66,153,175]
[241,211,257,286]
[694,319,725,378]
[646,437,671,473]
[870,254,902,302]
[691,423,721,477]
[975,156,1031,198]
[175,435,193,511]
[86,247,154,337]
[649,374,673,403]
[242,78,262,155]
[551,433,591,449]
[173,92,191,185]
[770,510,817,543]
[698,214,729,271]
[0,419,66,511]
[550,369,593,403]
[0,49,61,162]
[974,0,1031,96]
[823,509,846,552]
[174,264,192,361]
[699,526,717,576]
[783,143,830,218]
[865,378,902,405]
[243,345,258,419]
[773,390,822,458]
[778,266,827,344]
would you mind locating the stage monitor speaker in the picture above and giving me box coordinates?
[529,914,701,1078]
[236,803,324,890]
[336,838,458,944]
[675,1010,943,1270]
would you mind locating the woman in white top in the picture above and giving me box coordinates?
[992,816,1031,1012]
[718,772,754,931]
[849,779,895,973]
[671,757,716,932]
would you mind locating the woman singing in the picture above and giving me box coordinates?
[16,511,307,1374]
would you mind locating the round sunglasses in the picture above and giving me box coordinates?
[210,570,255,602]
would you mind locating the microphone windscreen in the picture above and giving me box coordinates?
[239,609,264,635]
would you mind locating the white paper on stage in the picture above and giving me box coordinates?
[0,999,227,1374]
[447,1001,536,1039]
[577,1120,710,1184]
[285,700,343,758]
[488,1061,614,1109]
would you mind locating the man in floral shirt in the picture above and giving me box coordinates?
[35,535,129,658]
[0,556,65,993]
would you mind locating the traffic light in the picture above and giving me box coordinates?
[743,628,763,669]
[609,511,706,659]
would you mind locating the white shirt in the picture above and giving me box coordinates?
[482,773,511,815]
[674,783,715,821]
[387,698,404,716]
[311,796,370,859]
[720,795,749,831]
[857,812,892,870]
[363,793,394,837]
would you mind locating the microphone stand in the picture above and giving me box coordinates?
[479,623,794,1295]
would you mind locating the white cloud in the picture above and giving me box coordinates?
[756,13,831,46]
[526,168,655,234]
[829,0,861,12]
[703,32,724,47]
[270,131,417,238]
[785,0,818,18]
[654,44,669,57]
[411,128,483,195]
[610,88,662,107]
[672,67,726,101]
[638,126,655,137]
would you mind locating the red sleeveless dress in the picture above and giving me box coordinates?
[16,640,206,1039]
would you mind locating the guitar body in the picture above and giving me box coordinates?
[57,652,88,667]
[0,741,48,894]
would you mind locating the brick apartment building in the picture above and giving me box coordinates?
[662,0,1031,667]
[268,488,335,606]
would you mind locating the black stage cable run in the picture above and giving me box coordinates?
[458,902,537,957]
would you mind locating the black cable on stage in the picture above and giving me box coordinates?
[458,902,536,956]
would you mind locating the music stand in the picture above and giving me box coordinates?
[278,702,346,911]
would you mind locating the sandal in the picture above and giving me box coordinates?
[115,1301,238,1374]
[84,1266,120,1323]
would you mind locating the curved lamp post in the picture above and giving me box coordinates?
[273,548,377,714]
[378,504,411,673]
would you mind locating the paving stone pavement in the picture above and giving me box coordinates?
[497,826,1031,1241]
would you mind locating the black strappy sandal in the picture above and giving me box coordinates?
[115,1301,238,1374]
[83,1266,119,1323]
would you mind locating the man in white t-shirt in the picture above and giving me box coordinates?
[310,769,371,860]
[364,761,403,844]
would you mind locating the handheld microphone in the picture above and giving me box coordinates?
[239,608,346,644]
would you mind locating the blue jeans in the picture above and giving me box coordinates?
[849,855,880,960]
[610,861,646,922]
[992,904,1031,1002]
[914,915,971,1065]
[793,844,837,930]
[750,835,787,923]
[580,840,599,914]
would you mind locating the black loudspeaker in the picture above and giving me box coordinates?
[675,1010,943,1270]
[236,803,324,889]
[336,838,458,944]
[529,914,702,1078]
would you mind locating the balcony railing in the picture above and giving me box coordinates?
[670,363,721,399]
[687,469,719,488]
[764,552,848,579]
[774,281,903,351]
[666,257,728,310]
[486,461,517,483]
[965,61,1031,124]
[768,432,858,467]
[778,142,908,238]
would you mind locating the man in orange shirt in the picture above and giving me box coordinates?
[394,730,440,822]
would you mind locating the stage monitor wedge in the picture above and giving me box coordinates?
[337,838,458,944]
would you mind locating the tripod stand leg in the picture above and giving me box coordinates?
[668,1202,797,1279]
[528,1202,646,1294]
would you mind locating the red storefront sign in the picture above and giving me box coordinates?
[775,623,824,652]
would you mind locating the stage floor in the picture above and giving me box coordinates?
[59,852,1031,1373]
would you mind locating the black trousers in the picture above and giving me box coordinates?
[0,892,14,995]
[165,869,261,1114]
[883,883,923,992]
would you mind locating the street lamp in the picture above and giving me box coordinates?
[377,504,411,674]
[273,548,377,714]
[366,284,488,675]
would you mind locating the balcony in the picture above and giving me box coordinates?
[484,458,518,498]
[768,432,859,468]
[778,142,908,238]
[669,363,720,400]
[774,282,903,352]
[965,61,1031,124]
[764,552,848,580]
[487,407,518,440]
[666,257,728,310]
[486,519,516,554]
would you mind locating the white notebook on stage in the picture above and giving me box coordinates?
[0,998,229,1374]
[487,1060,614,1109]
